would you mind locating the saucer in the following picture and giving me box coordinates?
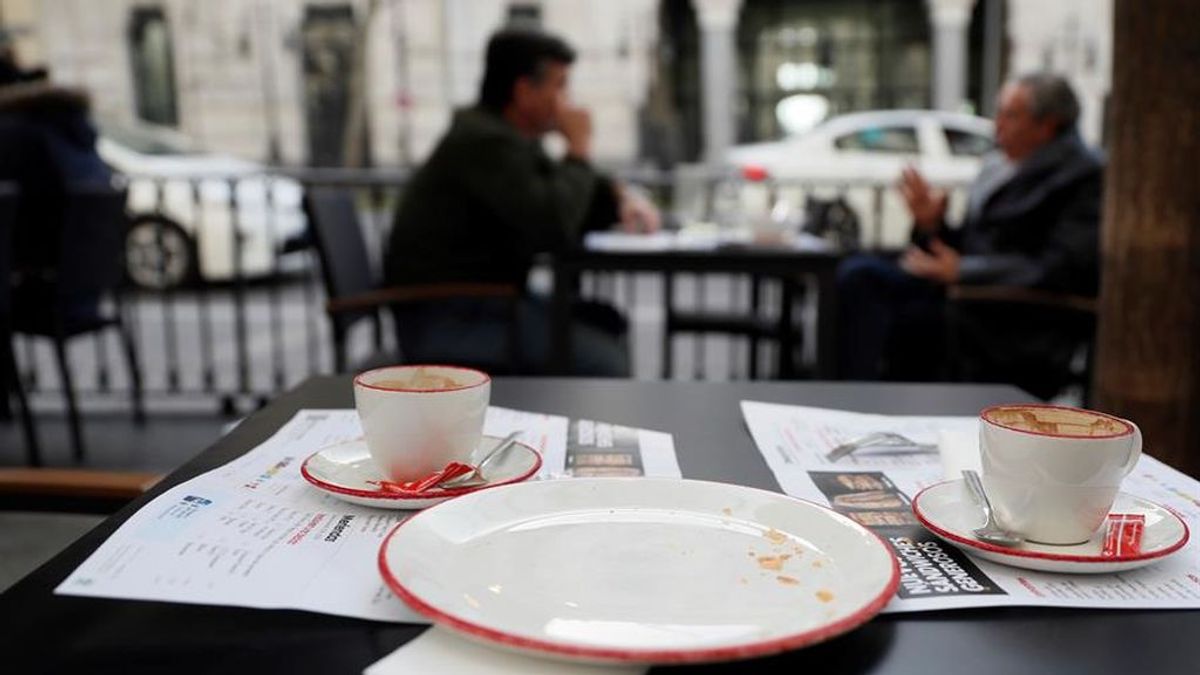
[912,479,1189,574]
[301,435,542,510]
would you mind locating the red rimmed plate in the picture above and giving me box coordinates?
[913,479,1189,574]
[301,435,541,510]
[378,478,899,664]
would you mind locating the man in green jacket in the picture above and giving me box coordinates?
[384,27,656,376]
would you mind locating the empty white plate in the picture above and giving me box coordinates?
[301,435,542,510]
[378,478,898,664]
[913,479,1189,574]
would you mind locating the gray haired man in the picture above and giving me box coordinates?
[837,73,1104,398]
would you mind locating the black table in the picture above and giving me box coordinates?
[3,377,1194,674]
[550,245,842,378]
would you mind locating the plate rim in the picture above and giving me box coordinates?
[377,477,901,664]
[912,479,1190,564]
[300,437,542,502]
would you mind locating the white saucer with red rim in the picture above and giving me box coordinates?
[301,435,542,510]
[913,479,1189,574]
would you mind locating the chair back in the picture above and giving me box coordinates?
[0,182,16,321]
[302,186,378,328]
[55,183,129,301]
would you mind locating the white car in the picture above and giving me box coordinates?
[97,126,308,289]
[725,110,995,248]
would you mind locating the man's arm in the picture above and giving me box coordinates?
[956,172,1102,292]
[457,135,601,253]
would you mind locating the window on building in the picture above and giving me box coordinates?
[127,7,179,126]
[834,126,919,153]
[735,0,936,145]
[944,128,994,156]
[302,5,357,166]
[507,3,542,28]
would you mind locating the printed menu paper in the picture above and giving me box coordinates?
[741,401,1200,613]
[56,408,681,621]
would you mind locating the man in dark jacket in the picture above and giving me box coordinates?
[384,28,657,376]
[837,73,1103,396]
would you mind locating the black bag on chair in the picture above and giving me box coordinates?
[803,196,860,251]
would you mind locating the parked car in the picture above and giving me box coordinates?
[725,110,995,248]
[97,125,308,289]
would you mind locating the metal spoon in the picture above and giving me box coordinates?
[962,469,1024,547]
[826,431,937,462]
[439,431,522,488]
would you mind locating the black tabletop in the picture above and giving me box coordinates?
[2,377,1194,674]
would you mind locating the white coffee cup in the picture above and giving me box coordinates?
[979,403,1142,545]
[353,365,491,483]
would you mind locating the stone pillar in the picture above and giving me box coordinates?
[979,0,1003,116]
[927,0,977,111]
[690,0,742,164]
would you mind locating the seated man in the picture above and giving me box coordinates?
[384,28,657,376]
[0,57,113,324]
[837,73,1103,397]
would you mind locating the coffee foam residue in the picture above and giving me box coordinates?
[373,367,465,391]
[985,406,1126,437]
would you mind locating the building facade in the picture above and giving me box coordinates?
[3,0,1112,167]
[17,0,658,166]
[1006,0,1112,145]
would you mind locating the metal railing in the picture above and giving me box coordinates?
[13,167,969,410]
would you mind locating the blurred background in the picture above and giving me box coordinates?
[0,0,1110,167]
[0,0,1119,466]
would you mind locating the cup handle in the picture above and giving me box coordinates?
[1119,419,1142,476]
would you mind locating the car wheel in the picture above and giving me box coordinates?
[125,217,197,290]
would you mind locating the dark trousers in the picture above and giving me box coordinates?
[836,254,947,381]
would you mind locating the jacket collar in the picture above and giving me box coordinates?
[969,129,1102,220]
[451,106,532,144]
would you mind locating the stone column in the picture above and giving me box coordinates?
[927,0,977,111]
[690,0,742,164]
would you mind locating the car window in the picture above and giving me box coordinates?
[100,127,194,156]
[944,128,994,157]
[833,126,919,154]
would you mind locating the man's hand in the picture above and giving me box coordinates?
[616,183,661,234]
[900,238,960,284]
[899,166,948,233]
[555,101,592,161]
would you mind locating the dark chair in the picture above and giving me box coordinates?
[10,184,145,462]
[946,285,1098,402]
[302,186,520,373]
[661,273,789,379]
[0,182,41,465]
[301,186,385,372]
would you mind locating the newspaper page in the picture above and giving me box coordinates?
[741,400,1200,613]
[56,407,681,620]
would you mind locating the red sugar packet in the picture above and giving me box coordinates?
[374,462,476,494]
[1102,514,1145,557]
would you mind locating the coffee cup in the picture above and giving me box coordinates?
[979,403,1141,545]
[353,365,491,483]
